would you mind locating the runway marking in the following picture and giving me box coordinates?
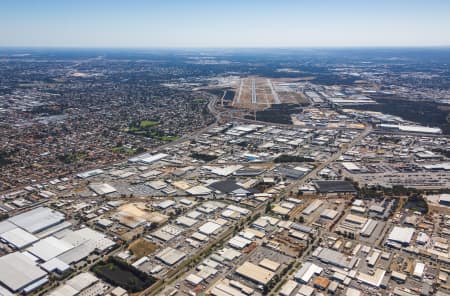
[234,78,244,106]
[251,79,256,104]
[268,79,281,104]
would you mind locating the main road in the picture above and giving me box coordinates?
[278,124,373,200]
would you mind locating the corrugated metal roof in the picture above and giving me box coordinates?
[9,207,65,234]
[0,252,47,292]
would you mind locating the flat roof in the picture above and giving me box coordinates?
[65,272,98,293]
[413,262,425,278]
[356,268,386,287]
[303,200,323,215]
[345,213,367,226]
[40,258,70,273]
[228,235,251,250]
[259,258,280,272]
[342,162,360,171]
[156,200,176,209]
[235,262,275,285]
[314,180,356,193]
[204,165,243,176]
[185,274,203,286]
[0,227,38,249]
[321,209,338,219]
[0,221,16,235]
[191,232,208,242]
[27,236,74,261]
[55,228,115,264]
[9,207,65,234]
[279,280,297,296]
[176,216,198,227]
[209,180,242,194]
[294,262,323,284]
[0,252,47,292]
[156,247,186,266]
[211,281,247,296]
[388,226,415,245]
[147,180,167,190]
[76,169,104,179]
[186,185,212,196]
[314,247,357,269]
[89,183,117,195]
[199,221,222,235]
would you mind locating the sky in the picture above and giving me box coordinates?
[1,0,450,48]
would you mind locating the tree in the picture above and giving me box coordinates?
[265,202,272,213]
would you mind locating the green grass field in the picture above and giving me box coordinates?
[139,120,159,128]
[111,146,137,155]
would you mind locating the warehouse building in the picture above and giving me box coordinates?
[386,226,415,247]
[47,272,102,296]
[27,236,74,262]
[360,219,378,237]
[356,268,386,288]
[199,221,223,236]
[294,262,323,284]
[314,180,357,195]
[302,200,324,215]
[313,247,357,269]
[0,252,48,293]
[88,183,117,195]
[0,228,38,249]
[156,247,186,266]
[279,280,298,296]
[8,207,65,234]
[235,261,275,285]
[54,227,115,264]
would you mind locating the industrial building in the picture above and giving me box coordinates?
[0,252,48,293]
[314,180,357,195]
[156,247,186,266]
[8,207,65,234]
[313,247,358,270]
[294,262,323,284]
[235,261,275,285]
[386,226,415,246]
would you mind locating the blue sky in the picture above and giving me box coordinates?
[1,0,449,48]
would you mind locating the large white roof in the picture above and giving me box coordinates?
[0,252,47,292]
[8,207,65,234]
[204,165,243,176]
[141,153,168,164]
[294,262,323,284]
[40,258,71,273]
[186,185,212,196]
[55,228,115,264]
[235,262,275,285]
[66,272,99,291]
[388,226,415,245]
[27,236,74,261]
[156,247,186,265]
[48,272,99,296]
[0,228,38,249]
[0,221,16,235]
[88,183,117,195]
[199,221,222,235]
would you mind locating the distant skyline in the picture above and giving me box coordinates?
[1,0,450,48]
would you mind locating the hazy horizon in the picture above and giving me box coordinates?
[1,0,450,48]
